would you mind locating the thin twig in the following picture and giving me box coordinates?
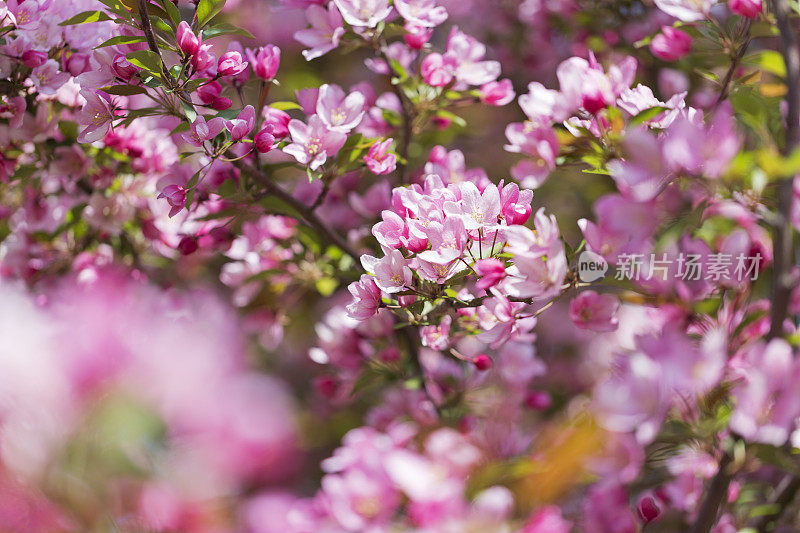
[233,159,363,265]
[713,19,752,111]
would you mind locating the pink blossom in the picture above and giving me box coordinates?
[395,0,448,27]
[21,50,47,68]
[361,249,413,293]
[157,185,187,218]
[182,115,226,146]
[76,89,114,144]
[261,106,291,138]
[568,290,620,332]
[177,21,200,56]
[333,0,392,27]
[321,468,400,530]
[255,127,276,153]
[283,115,347,170]
[373,210,407,249]
[404,22,433,49]
[443,181,501,230]
[477,289,535,348]
[295,4,345,61]
[364,138,397,175]
[217,50,248,77]
[246,45,280,80]
[446,27,501,86]
[226,105,256,141]
[316,84,366,132]
[197,81,231,110]
[474,258,506,290]
[650,26,692,62]
[654,0,713,21]
[346,274,382,320]
[421,52,457,87]
[420,315,452,351]
[31,60,69,95]
[480,79,515,106]
[730,339,800,446]
[730,0,762,18]
[191,43,216,72]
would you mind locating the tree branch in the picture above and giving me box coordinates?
[701,2,799,532]
[233,160,363,266]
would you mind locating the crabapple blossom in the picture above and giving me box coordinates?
[182,115,226,146]
[363,138,397,174]
[650,26,692,61]
[283,115,347,169]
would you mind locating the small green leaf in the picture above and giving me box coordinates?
[157,0,182,26]
[95,35,147,49]
[628,106,669,127]
[126,50,163,74]
[196,0,227,28]
[202,22,255,40]
[59,10,113,25]
[270,101,303,111]
[100,84,148,96]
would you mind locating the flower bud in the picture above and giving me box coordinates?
[650,26,692,62]
[637,496,661,524]
[246,44,280,81]
[255,127,276,153]
[177,21,200,56]
[473,354,493,371]
[217,51,248,77]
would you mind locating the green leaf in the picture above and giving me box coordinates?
[157,0,182,26]
[180,99,197,123]
[95,0,132,18]
[628,106,669,127]
[196,0,227,29]
[202,22,255,40]
[436,110,466,128]
[270,101,303,111]
[752,49,786,78]
[59,10,113,25]
[126,50,163,74]
[315,277,338,297]
[95,35,147,49]
[100,84,148,96]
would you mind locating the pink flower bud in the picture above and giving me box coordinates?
[262,106,291,138]
[246,44,280,81]
[112,54,138,81]
[421,52,456,87]
[191,44,215,72]
[63,52,90,76]
[157,185,187,218]
[217,51,248,77]
[524,390,552,410]
[404,22,432,49]
[637,496,661,524]
[363,138,397,175]
[730,0,761,18]
[314,376,339,398]
[177,235,198,255]
[650,26,692,62]
[21,50,47,68]
[473,258,506,290]
[473,354,492,371]
[255,127,276,153]
[177,21,200,56]
[479,79,515,106]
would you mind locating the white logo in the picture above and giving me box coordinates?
[577,250,608,282]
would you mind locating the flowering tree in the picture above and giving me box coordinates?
[2,0,800,530]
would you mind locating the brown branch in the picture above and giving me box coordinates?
[700,3,799,533]
[233,159,363,266]
[768,0,800,341]
[137,0,173,84]
[688,453,734,533]
[713,19,752,111]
